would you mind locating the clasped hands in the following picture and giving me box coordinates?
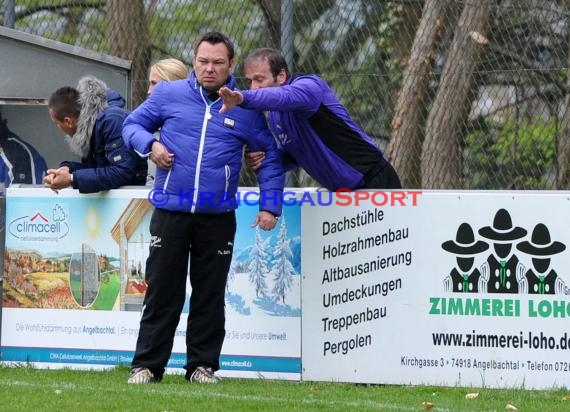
[252,210,278,231]
[43,166,72,193]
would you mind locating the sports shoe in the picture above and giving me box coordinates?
[127,367,156,384]
[189,366,220,384]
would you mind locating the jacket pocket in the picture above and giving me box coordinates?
[224,165,231,194]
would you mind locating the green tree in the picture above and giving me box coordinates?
[388,0,450,189]
[465,118,557,189]
[421,0,495,189]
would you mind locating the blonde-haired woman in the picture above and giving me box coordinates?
[148,58,189,96]
[146,58,188,184]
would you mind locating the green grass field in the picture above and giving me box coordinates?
[91,272,120,310]
[70,271,120,310]
[0,365,567,411]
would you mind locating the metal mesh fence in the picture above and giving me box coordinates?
[3,0,569,189]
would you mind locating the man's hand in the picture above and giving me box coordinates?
[150,141,174,170]
[251,211,278,231]
[245,150,266,172]
[219,86,244,113]
[43,166,72,193]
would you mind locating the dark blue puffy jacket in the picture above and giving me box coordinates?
[62,78,147,193]
[0,119,47,188]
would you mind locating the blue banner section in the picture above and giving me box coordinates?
[0,347,301,373]
[217,355,300,373]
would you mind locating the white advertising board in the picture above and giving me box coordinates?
[1,187,301,379]
[301,190,570,389]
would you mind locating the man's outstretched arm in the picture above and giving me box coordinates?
[219,87,243,113]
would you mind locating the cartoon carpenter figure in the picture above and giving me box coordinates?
[479,208,527,294]
[516,223,567,294]
[443,223,489,293]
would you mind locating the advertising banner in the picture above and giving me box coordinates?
[301,190,570,389]
[1,187,301,379]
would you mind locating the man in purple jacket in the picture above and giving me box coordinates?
[219,47,401,190]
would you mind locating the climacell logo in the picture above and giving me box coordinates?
[8,203,69,242]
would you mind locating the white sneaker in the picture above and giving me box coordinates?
[189,366,220,384]
[127,367,156,384]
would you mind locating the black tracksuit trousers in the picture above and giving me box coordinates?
[131,208,236,380]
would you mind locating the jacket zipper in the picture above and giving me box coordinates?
[192,93,213,213]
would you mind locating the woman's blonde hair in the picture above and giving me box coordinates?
[151,58,188,81]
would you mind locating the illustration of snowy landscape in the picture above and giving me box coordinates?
[214,205,300,318]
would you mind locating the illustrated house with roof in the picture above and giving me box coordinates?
[110,199,154,311]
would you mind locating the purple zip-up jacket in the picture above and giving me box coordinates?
[240,75,389,191]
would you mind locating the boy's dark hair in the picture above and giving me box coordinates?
[244,48,290,78]
[194,31,235,60]
[48,87,81,120]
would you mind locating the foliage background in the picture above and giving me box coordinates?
[2,0,569,190]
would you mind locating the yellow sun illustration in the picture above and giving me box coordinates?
[85,206,101,238]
